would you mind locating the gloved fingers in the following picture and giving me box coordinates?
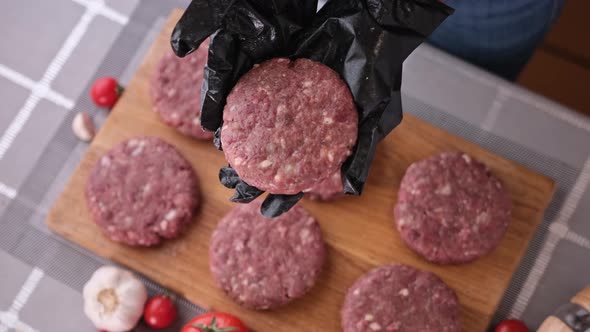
[364,0,453,37]
[170,0,274,58]
[261,192,305,218]
[341,114,381,195]
[341,88,403,195]
[200,30,249,132]
[315,0,362,19]
[213,127,222,150]
[223,0,318,44]
[377,84,403,137]
[230,181,265,203]
[294,9,391,115]
[220,165,265,203]
[171,0,230,57]
[247,0,319,26]
[218,166,305,216]
[219,166,240,188]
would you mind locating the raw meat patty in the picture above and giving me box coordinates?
[306,171,344,201]
[209,200,326,310]
[341,264,460,332]
[394,152,512,264]
[151,39,213,139]
[221,58,358,194]
[85,137,200,246]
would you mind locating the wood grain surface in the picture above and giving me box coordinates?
[47,9,555,332]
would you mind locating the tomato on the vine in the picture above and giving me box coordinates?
[495,319,529,332]
[182,312,248,332]
[143,295,177,329]
[90,76,122,108]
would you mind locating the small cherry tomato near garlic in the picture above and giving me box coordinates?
[144,294,177,329]
[83,266,147,332]
[91,76,123,108]
[495,319,529,332]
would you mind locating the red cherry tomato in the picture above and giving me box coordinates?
[182,312,248,332]
[90,76,122,108]
[495,319,529,332]
[143,295,177,329]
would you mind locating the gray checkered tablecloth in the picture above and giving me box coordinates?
[1,1,589,331]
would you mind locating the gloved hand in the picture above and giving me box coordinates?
[171,0,453,217]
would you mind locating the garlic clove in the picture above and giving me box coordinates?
[72,111,95,142]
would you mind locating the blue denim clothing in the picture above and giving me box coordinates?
[429,0,565,80]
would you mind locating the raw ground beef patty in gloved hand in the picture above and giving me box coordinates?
[85,137,200,246]
[341,264,461,332]
[151,39,213,140]
[221,58,358,195]
[394,152,512,264]
[209,200,326,310]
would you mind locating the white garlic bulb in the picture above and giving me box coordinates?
[83,266,147,332]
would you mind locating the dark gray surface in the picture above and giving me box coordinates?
[103,0,140,16]
[0,77,29,136]
[0,0,85,81]
[570,189,590,235]
[0,99,69,190]
[20,275,96,331]
[0,251,33,311]
[523,240,590,325]
[493,96,590,168]
[52,15,124,101]
[0,1,590,331]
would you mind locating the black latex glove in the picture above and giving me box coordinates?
[171,0,453,218]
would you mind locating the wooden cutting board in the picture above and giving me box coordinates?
[47,9,555,332]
